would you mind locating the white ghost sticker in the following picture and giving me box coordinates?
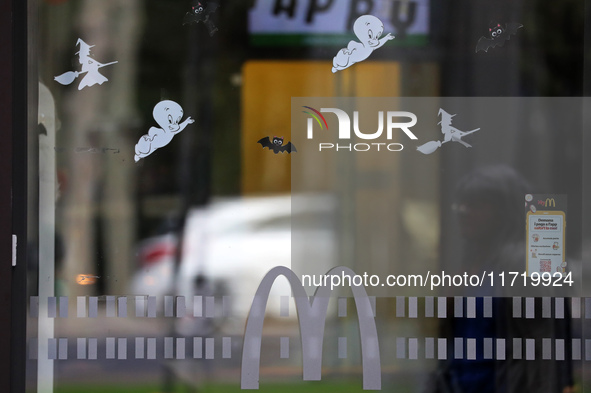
[332,15,394,73]
[134,100,195,162]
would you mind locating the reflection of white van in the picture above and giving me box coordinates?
[130,194,336,323]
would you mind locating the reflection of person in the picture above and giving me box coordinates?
[452,165,530,276]
[427,165,573,393]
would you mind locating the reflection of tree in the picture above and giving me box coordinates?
[59,0,144,295]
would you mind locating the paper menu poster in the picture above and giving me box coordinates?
[525,194,566,276]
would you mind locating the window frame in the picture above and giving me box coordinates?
[2,0,30,391]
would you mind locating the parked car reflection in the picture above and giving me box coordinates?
[130,194,337,323]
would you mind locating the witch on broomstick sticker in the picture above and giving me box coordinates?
[54,39,118,90]
[416,109,481,154]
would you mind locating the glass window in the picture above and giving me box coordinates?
[20,1,589,392]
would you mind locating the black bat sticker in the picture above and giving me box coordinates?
[475,23,523,53]
[258,136,297,154]
[183,0,220,36]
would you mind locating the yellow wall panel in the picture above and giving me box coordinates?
[241,61,401,195]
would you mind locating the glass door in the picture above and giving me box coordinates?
[20,1,590,393]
